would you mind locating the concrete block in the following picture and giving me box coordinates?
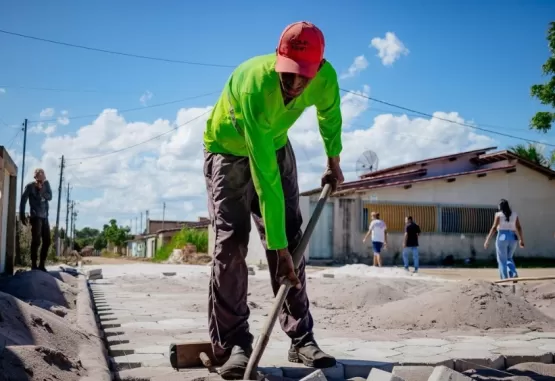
[392,366,434,381]
[341,359,395,379]
[86,268,102,277]
[248,267,256,276]
[399,346,449,356]
[112,353,165,371]
[388,355,454,369]
[300,369,328,381]
[162,272,176,276]
[451,353,505,372]
[367,368,403,381]
[323,273,335,278]
[492,348,553,367]
[428,366,471,381]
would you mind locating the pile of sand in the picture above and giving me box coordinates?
[0,271,91,381]
[320,280,554,331]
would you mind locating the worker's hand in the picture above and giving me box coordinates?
[519,240,525,248]
[483,241,489,250]
[321,156,344,192]
[276,249,301,289]
[362,238,366,243]
[20,214,27,226]
[383,243,388,250]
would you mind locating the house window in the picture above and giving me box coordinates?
[441,206,497,234]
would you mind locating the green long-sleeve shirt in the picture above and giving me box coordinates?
[204,53,342,250]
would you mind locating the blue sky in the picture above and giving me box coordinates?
[1,0,554,229]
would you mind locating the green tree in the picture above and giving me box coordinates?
[510,143,555,167]
[530,21,555,132]
[103,219,131,249]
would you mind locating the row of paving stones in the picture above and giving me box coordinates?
[89,279,555,381]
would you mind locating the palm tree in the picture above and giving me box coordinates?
[509,143,554,168]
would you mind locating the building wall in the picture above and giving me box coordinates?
[304,163,555,264]
[0,148,17,276]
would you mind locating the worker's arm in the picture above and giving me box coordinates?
[515,216,525,247]
[41,180,53,201]
[315,68,343,159]
[362,224,372,243]
[384,226,388,247]
[484,215,500,248]
[240,93,287,250]
[19,183,30,216]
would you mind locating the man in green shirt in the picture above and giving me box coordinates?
[203,21,344,379]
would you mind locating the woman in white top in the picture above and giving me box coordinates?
[484,199,524,279]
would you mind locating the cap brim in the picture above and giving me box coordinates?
[275,55,320,79]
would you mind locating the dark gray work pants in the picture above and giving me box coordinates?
[204,140,313,357]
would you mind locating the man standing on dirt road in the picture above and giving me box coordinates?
[203,21,344,379]
[19,168,52,272]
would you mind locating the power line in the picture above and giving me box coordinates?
[0,29,235,68]
[29,91,218,124]
[64,109,212,165]
[6,128,21,149]
[0,84,153,95]
[339,89,555,148]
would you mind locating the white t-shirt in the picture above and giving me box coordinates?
[369,219,387,243]
[496,211,517,231]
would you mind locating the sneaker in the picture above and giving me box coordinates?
[288,337,336,368]
[218,345,252,380]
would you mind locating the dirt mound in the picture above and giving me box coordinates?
[365,280,554,330]
[522,282,555,301]
[0,345,85,381]
[0,292,90,356]
[308,278,423,310]
[0,270,78,309]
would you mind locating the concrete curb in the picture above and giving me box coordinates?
[76,275,112,381]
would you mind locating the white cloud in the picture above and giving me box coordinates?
[18,90,496,229]
[30,122,57,135]
[340,55,369,79]
[40,108,55,118]
[57,110,70,125]
[370,32,409,66]
[140,90,153,106]
[0,88,5,94]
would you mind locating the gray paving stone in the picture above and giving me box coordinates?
[429,366,471,381]
[340,360,396,379]
[345,347,401,360]
[447,343,498,352]
[398,346,450,356]
[387,355,454,369]
[524,332,555,340]
[117,366,178,380]
[450,353,505,372]
[113,353,166,370]
[392,366,434,381]
[530,338,555,346]
[403,339,450,347]
[493,340,540,348]
[367,368,403,381]
[448,336,496,344]
[492,348,553,368]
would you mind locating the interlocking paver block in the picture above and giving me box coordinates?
[367,368,404,381]
[450,353,505,372]
[388,355,454,369]
[392,366,434,381]
[428,366,472,381]
[399,346,450,356]
[493,349,553,368]
[300,369,328,381]
[280,362,344,379]
[404,339,450,347]
[341,359,395,379]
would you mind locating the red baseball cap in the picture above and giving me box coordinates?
[275,21,325,79]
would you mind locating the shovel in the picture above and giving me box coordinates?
[244,183,332,379]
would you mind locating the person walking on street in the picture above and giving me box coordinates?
[403,216,421,273]
[203,21,344,379]
[363,211,387,267]
[484,199,524,279]
[19,168,52,272]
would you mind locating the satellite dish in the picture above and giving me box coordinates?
[356,150,379,178]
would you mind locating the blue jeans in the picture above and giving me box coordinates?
[495,230,519,280]
[403,247,419,271]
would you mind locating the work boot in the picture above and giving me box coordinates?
[38,263,47,272]
[31,264,38,271]
[288,336,336,368]
[218,345,252,380]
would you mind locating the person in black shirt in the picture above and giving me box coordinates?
[403,216,421,273]
[19,168,52,271]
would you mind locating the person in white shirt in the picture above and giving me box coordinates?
[362,211,388,267]
[484,199,524,279]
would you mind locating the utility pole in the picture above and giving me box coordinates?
[162,202,166,231]
[145,210,149,234]
[72,208,78,248]
[54,156,65,257]
[135,217,138,235]
[65,182,71,248]
[140,212,143,235]
[19,119,28,197]
[69,201,75,251]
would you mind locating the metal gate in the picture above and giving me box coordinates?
[308,201,334,259]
